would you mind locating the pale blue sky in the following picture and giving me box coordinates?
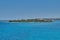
[0,0,60,20]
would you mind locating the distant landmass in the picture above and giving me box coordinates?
[0,18,60,22]
[9,18,53,22]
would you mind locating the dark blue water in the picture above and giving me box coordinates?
[0,21,60,40]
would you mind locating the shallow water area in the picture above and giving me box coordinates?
[0,21,60,40]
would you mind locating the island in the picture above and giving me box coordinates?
[9,19,53,22]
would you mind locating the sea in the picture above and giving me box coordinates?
[0,20,60,40]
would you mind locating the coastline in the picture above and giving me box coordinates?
[8,19,53,22]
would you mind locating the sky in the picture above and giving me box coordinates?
[0,0,60,20]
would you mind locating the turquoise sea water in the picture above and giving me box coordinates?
[0,21,60,40]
